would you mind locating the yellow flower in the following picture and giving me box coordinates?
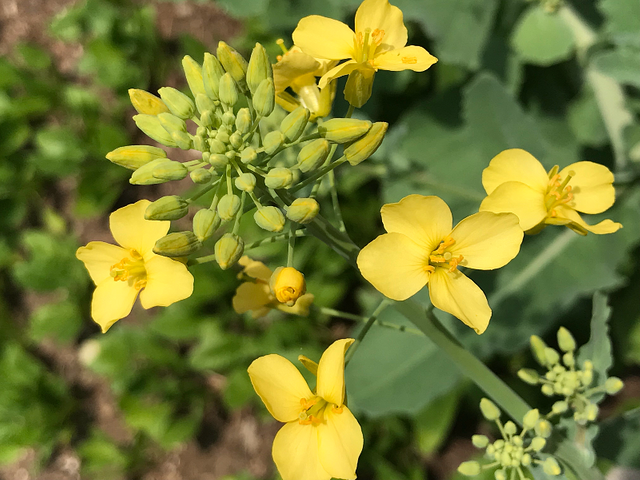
[292,0,437,90]
[248,339,363,480]
[232,257,314,318]
[357,195,524,334]
[76,200,194,333]
[270,266,307,306]
[479,149,622,235]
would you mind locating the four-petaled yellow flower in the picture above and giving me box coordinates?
[248,338,363,480]
[357,195,524,334]
[479,149,622,235]
[76,200,194,333]
[233,256,314,318]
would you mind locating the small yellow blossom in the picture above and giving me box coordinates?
[248,339,363,480]
[270,266,307,306]
[479,149,622,235]
[357,195,524,334]
[232,257,314,318]
[76,200,194,332]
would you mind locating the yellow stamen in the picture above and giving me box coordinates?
[276,38,288,55]
[427,237,464,273]
[110,249,147,290]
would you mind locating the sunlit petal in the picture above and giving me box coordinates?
[109,200,170,255]
[272,422,330,480]
[293,16,356,60]
[76,242,127,284]
[139,255,194,309]
[317,339,354,406]
[232,282,272,314]
[482,149,549,195]
[238,256,273,282]
[554,205,622,235]
[91,278,139,333]
[277,293,315,316]
[317,406,363,480]
[355,0,407,50]
[374,46,437,72]
[561,161,616,214]
[318,60,361,89]
[273,50,321,92]
[479,181,547,231]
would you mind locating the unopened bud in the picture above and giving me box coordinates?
[195,93,216,115]
[145,195,189,220]
[543,457,561,476]
[517,368,539,385]
[193,135,206,151]
[180,56,205,99]
[253,78,275,117]
[286,197,319,224]
[209,138,227,154]
[471,434,489,448]
[229,132,243,150]
[217,41,248,90]
[552,401,568,414]
[557,326,576,352]
[479,398,500,421]
[523,409,539,429]
[158,112,187,134]
[521,453,532,466]
[269,266,306,306]
[190,168,213,184]
[235,108,252,134]
[504,421,517,435]
[263,131,284,155]
[344,68,374,108]
[219,72,238,107]
[203,53,224,100]
[128,89,169,115]
[129,159,183,185]
[193,208,220,242]
[530,436,546,452]
[134,114,177,147]
[254,206,285,232]
[217,194,241,221]
[495,469,507,480]
[171,130,193,150]
[344,121,388,165]
[201,110,217,128]
[151,160,189,181]
[240,147,258,164]
[154,231,201,257]
[535,420,552,438]
[235,173,256,192]
[545,347,560,365]
[457,461,481,477]
[296,139,330,172]
[563,352,575,368]
[106,145,166,170]
[541,384,554,396]
[215,233,244,269]
[246,43,272,95]
[158,87,195,119]
[265,167,293,189]
[586,403,599,421]
[209,153,229,168]
[280,106,310,142]
[318,118,372,143]
[605,377,624,395]
[530,335,548,365]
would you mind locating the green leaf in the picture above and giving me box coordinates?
[31,126,84,176]
[78,430,127,480]
[511,6,575,65]
[578,292,613,388]
[29,299,83,344]
[15,43,52,71]
[594,407,640,468]
[599,0,640,47]
[414,389,460,455]
[567,87,609,146]
[592,48,640,88]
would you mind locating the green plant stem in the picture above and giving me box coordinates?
[318,306,425,336]
[344,299,391,366]
[328,170,346,232]
[287,224,296,267]
[290,156,348,193]
[187,179,220,203]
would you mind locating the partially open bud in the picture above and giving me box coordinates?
[457,461,481,477]
[605,377,624,395]
[182,55,206,98]
[344,121,388,165]
[263,131,284,155]
[128,89,169,115]
[296,139,330,172]
[254,206,285,232]
[217,194,241,221]
[235,173,256,192]
[235,108,252,135]
[253,78,275,117]
[215,233,244,269]
[269,267,306,306]
[318,118,372,143]
[106,145,166,170]
[145,195,189,221]
[190,168,213,184]
[158,87,195,119]
[246,43,272,95]
[286,197,319,224]
[280,106,310,142]
[557,327,576,352]
[479,398,500,421]
[193,208,220,242]
[203,53,224,100]
[344,67,375,108]
[133,114,178,147]
[265,167,293,189]
[154,231,201,257]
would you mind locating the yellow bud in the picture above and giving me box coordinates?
[190,168,213,184]
[479,398,501,421]
[158,87,195,119]
[605,376,624,395]
[522,409,539,430]
[203,53,224,100]
[219,72,238,107]
[106,145,166,170]
[217,41,248,90]
[235,173,256,192]
[318,118,372,143]
[240,147,258,164]
[246,42,272,95]
[296,139,330,172]
[153,231,201,257]
[344,68,374,108]
[269,266,306,306]
[217,194,242,221]
[286,197,319,224]
[133,114,178,147]
[235,108,252,135]
[263,131,284,155]
[545,347,560,365]
[193,208,220,242]
[471,435,489,448]
[343,121,388,165]
[209,153,229,168]
[552,401,568,414]
[157,112,187,134]
[182,55,207,98]
[557,327,576,352]
[194,93,216,116]
[152,160,189,182]
[253,78,275,117]
[280,106,310,142]
[530,335,549,366]
[214,233,244,269]
[535,419,552,438]
[530,437,546,452]
[254,206,285,232]
[517,368,539,385]
[543,458,561,476]
[457,461,481,477]
[145,195,189,221]
[265,167,293,189]
[128,89,169,115]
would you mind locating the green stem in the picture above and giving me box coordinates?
[345,104,356,118]
[287,224,296,267]
[328,170,346,232]
[245,230,306,251]
[318,306,425,336]
[187,179,220,203]
[290,156,348,193]
[344,299,391,366]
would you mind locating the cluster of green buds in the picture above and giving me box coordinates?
[458,398,561,479]
[518,327,624,425]
[106,41,388,270]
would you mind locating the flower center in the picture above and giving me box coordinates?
[355,28,385,64]
[298,396,343,426]
[110,249,147,290]
[544,166,575,218]
[426,236,464,274]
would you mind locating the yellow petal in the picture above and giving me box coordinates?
[298,355,319,376]
[357,232,430,301]
[232,282,272,314]
[248,354,313,423]
[560,161,616,214]
[76,241,127,284]
[277,293,315,316]
[272,422,330,480]
[317,406,363,480]
[355,0,407,50]
[381,194,452,251]
[479,181,547,231]
[428,269,491,334]
[238,256,273,282]
[449,212,524,270]
[91,278,139,333]
[293,15,356,60]
[553,205,622,235]
[109,200,170,255]
[273,50,321,92]
[374,46,437,72]
[138,255,194,309]
[318,60,360,89]
[317,338,354,406]
[482,149,549,195]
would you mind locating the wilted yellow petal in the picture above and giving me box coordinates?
[428,269,491,334]
[374,46,437,72]
[482,149,549,195]
[272,422,330,480]
[316,339,354,406]
[248,354,313,423]
[480,181,547,231]
[232,282,272,314]
[139,255,194,309]
[560,161,615,214]
[355,0,407,51]
[91,278,139,333]
[76,242,128,284]
[109,200,170,255]
[293,16,356,60]
[554,205,622,235]
[317,406,363,480]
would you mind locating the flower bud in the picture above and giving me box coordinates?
[222,111,235,126]
[517,368,539,385]
[151,160,189,181]
[214,233,244,269]
[201,110,217,128]
[154,231,201,257]
[133,114,178,147]
[171,130,193,150]
[318,118,372,143]
[193,135,206,152]
[235,108,252,135]
[457,461,481,477]
[195,93,216,115]
[253,78,275,117]
[344,68,374,108]
[203,53,224,100]
[494,469,507,480]
[235,173,256,192]
[545,347,560,365]
[208,137,227,155]
[265,167,293,189]
[209,153,229,168]
[521,453,532,466]
[240,147,258,164]
[605,376,624,395]
[182,55,206,98]
[217,41,248,90]
[552,401,568,414]
[530,437,546,452]
[296,139,330,172]
[158,87,195,119]
[471,434,488,448]
[541,384,554,396]
[219,72,238,107]
[190,168,213,184]
[286,197,319,224]
[145,195,189,221]
[479,398,500,421]
[158,112,187,134]
[129,159,182,185]
[217,194,241,221]
[128,89,169,115]
[563,352,575,368]
[106,145,166,170]
[254,206,285,232]
[522,409,539,429]
[246,43,272,95]
[530,335,548,365]
[193,208,220,242]
[269,267,306,306]
[280,106,310,142]
[229,131,243,150]
[263,131,284,155]
[535,419,552,438]
[543,457,561,476]
[344,121,388,165]
[586,403,599,421]
[504,421,517,435]
[555,326,576,352]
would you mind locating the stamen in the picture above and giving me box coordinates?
[110,250,147,288]
[332,405,344,414]
[276,38,288,55]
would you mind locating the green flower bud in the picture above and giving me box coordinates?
[541,384,554,396]
[499,451,511,467]
[286,197,319,224]
[263,131,284,155]
[203,53,224,100]
[254,206,285,232]
[523,409,539,430]
[530,436,546,452]
[344,68,374,108]
[504,421,517,436]
[605,376,624,395]
[586,403,599,421]
[235,173,256,192]
[145,195,189,220]
[471,434,489,448]
[265,167,293,189]
[133,114,178,147]
[557,326,576,352]
[535,420,552,438]
[209,153,229,168]
[280,106,310,142]
[193,135,206,152]
[158,87,195,119]
[545,347,560,366]
[128,88,169,115]
[235,108,252,135]
[219,72,238,107]
[154,231,201,257]
[479,398,501,421]
[209,138,227,154]
[543,457,561,476]
[193,208,220,242]
[182,55,206,98]
[512,436,523,447]
[344,121,388,165]
[216,130,230,144]
[158,112,187,134]
[201,110,217,128]
[229,132,243,150]
[190,168,213,184]
[521,453,532,466]
[217,41,248,90]
[129,158,171,185]
[253,78,275,117]
[106,145,166,170]
[517,368,539,385]
[552,401,568,414]
[296,139,330,172]
[152,160,189,181]
[170,130,193,150]
[240,147,258,164]
[217,194,241,221]
[318,118,372,143]
[530,335,549,366]
[215,233,244,269]
[494,469,507,480]
[457,461,481,477]
[195,93,216,115]
[246,42,272,95]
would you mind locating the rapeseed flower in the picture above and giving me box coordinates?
[479,149,622,235]
[76,200,194,332]
[248,338,363,480]
[357,195,524,334]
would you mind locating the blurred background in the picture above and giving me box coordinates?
[0,0,639,478]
